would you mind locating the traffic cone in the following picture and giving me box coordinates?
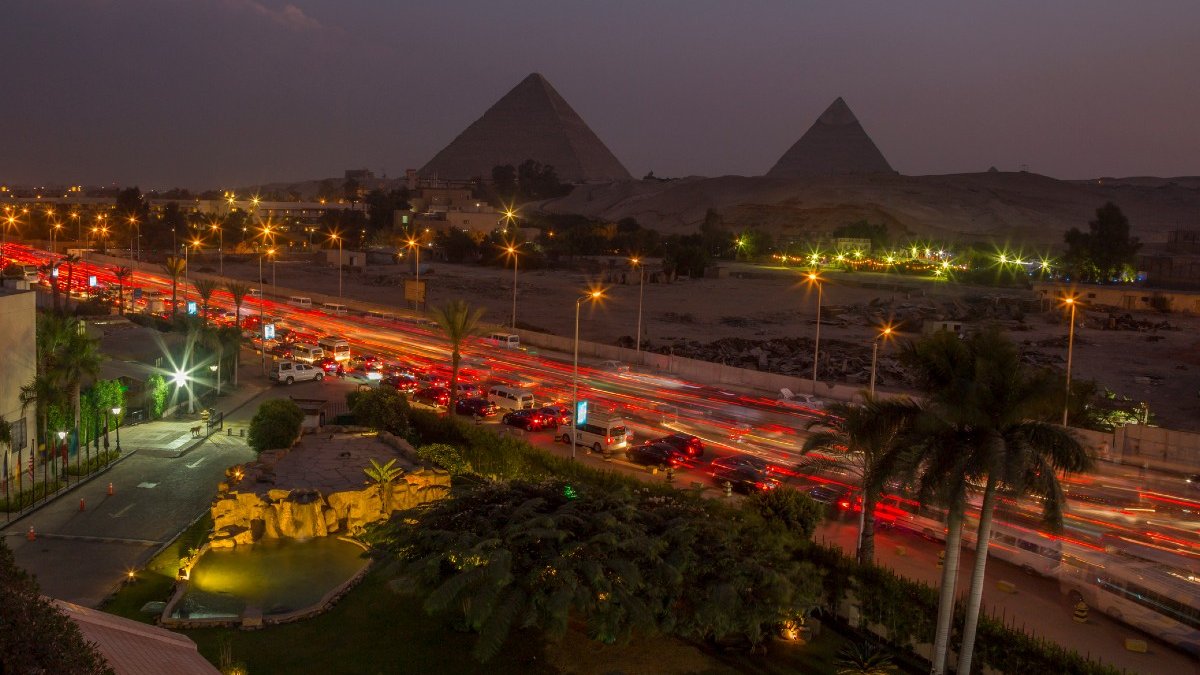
[107,482,114,496]
[27,526,35,541]
[1073,601,1089,623]
[79,498,86,512]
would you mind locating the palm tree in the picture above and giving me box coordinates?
[38,262,61,312]
[20,374,68,479]
[900,327,1092,674]
[162,256,186,315]
[802,395,917,564]
[38,314,104,452]
[60,254,81,309]
[430,300,485,410]
[835,640,897,675]
[112,266,131,315]
[363,458,404,514]
[223,280,250,331]
[193,278,218,325]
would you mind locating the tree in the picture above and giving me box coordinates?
[147,373,168,419]
[363,458,404,513]
[112,266,131,316]
[346,387,409,435]
[491,164,517,202]
[0,539,114,674]
[742,486,823,540]
[1063,202,1141,282]
[162,256,185,315]
[223,281,250,331]
[114,186,150,226]
[835,640,896,675]
[899,327,1093,674]
[415,443,471,475]
[247,399,304,452]
[832,220,889,253]
[430,300,485,410]
[193,278,218,325]
[60,254,81,309]
[802,395,917,564]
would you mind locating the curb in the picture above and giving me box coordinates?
[167,384,270,459]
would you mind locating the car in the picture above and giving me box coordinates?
[269,360,324,385]
[712,466,780,494]
[600,360,632,375]
[350,354,383,372]
[709,454,774,478]
[538,405,573,426]
[501,409,554,431]
[412,386,450,407]
[382,374,419,393]
[455,397,498,417]
[1186,474,1200,492]
[626,442,689,468]
[416,371,450,388]
[653,433,704,458]
[454,382,482,398]
[266,344,293,359]
[314,357,340,374]
[777,388,825,410]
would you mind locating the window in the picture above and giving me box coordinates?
[9,418,27,451]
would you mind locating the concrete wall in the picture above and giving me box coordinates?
[0,287,37,487]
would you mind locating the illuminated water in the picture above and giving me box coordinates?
[171,537,369,619]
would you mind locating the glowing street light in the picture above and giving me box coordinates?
[570,289,605,460]
[870,325,894,396]
[1062,295,1079,426]
[630,257,646,359]
[111,406,122,452]
[211,220,224,276]
[173,369,194,414]
[329,231,343,302]
[503,242,520,330]
[805,271,824,390]
[406,236,422,309]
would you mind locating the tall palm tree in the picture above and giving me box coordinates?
[38,262,61,312]
[162,256,186,315]
[20,374,67,476]
[430,300,485,410]
[60,254,81,309]
[112,266,131,315]
[802,395,917,564]
[193,278,218,325]
[900,327,1092,674]
[223,280,250,331]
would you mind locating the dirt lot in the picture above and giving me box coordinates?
[210,254,1200,431]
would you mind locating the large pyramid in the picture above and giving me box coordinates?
[766,97,895,177]
[420,73,632,184]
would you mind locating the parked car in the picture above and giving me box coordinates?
[501,409,554,431]
[454,382,482,398]
[412,386,450,407]
[314,357,340,374]
[269,360,323,385]
[538,405,573,426]
[266,344,294,359]
[652,433,704,458]
[382,374,419,393]
[455,397,498,417]
[626,442,689,468]
[712,466,780,494]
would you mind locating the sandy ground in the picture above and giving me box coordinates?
[203,254,1200,431]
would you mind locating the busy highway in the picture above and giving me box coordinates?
[5,243,1199,665]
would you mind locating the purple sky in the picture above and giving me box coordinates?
[2,1,1197,189]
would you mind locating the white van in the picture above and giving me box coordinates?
[366,309,395,321]
[488,332,520,349]
[317,336,351,362]
[557,412,629,455]
[487,385,535,411]
[322,302,348,316]
[291,343,324,363]
[20,265,39,282]
[287,296,313,309]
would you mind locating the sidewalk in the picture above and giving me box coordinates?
[123,381,268,459]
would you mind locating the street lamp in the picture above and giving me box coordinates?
[210,363,221,397]
[570,289,605,460]
[211,220,224,276]
[869,325,894,396]
[51,221,62,255]
[630,257,646,360]
[1062,295,1079,426]
[504,242,519,330]
[174,369,194,414]
[805,271,824,390]
[0,214,15,262]
[269,247,278,299]
[111,407,122,453]
[58,430,69,483]
[127,215,138,291]
[330,232,343,302]
[406,236,422,310]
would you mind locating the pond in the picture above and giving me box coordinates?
[171,537,369,620]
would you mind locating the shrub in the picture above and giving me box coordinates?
[247,399,304,452]
[147,373,168,419]
[415,443,471,474]
[64,450,121,476]
[743,486,823,539]
[346,387,409,435]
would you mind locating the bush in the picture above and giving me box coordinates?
[64,449,121,476]
[247,399,304,452]
[0,480,67,512]
[346,387,409,435]
[0,540,114,673]
[415,443,471,474]
[147,373,168,419]
[743,486,823,539]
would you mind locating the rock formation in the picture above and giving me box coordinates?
[420,72,632,183]
[766,97,894,177]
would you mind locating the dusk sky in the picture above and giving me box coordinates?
[3,1,1198,189]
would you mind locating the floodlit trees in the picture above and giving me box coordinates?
[1063,202,1141,282]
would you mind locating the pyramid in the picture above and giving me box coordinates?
[766,97,895,177]
[420,73,632,184]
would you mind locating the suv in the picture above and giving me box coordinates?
[270,360,324,385]
[712,466,780,494]
[653,433,704,458]
[627,442,689,468]
[455,397,498,418]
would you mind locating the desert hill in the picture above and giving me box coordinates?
[541,171,1200,248]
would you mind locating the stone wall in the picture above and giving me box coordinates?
[209,468,450,548]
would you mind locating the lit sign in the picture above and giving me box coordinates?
[187,301,197,315]
[51,267,59,278]
[263,323,275,340]
[575,400,588,426]
[88,275,97,287]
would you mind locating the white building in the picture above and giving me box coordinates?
[0,284,37,492]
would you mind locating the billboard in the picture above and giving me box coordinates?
[403,279,427,304]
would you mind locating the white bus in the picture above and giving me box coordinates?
[291,343,324,363]
[487,384,535,411]
[287,296,312,309]
[1058,553,1200,657]
[317,336,351,362]
[962,515,1064,577]
[488,332,520,349]
[321,302,348,316]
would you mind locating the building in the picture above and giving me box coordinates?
[0,283,37,492]
[1033,282,1200,315]
[1137,230,1200,289]
[55,600,219,675]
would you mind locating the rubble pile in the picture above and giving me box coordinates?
[654,336,910,387]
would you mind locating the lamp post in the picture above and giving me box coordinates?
[406,237,422,310]
[505,243,519,330]
[806,271,823,391]
[1062,296,1078,426]
[869,326,893,396]
[1,214,15,263]
[571,290,605,460]
[212,221,224,276]
[111,407,122,454]
[51,222,62,255]
[270,247,277,300]
[58,431,68,485]
[175,370,194,415]
[210,363,221,397]
[630,257,645,360]
[330,232,343,302]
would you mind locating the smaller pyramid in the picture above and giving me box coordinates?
[421,73,631,184]
[766,98,894,177]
